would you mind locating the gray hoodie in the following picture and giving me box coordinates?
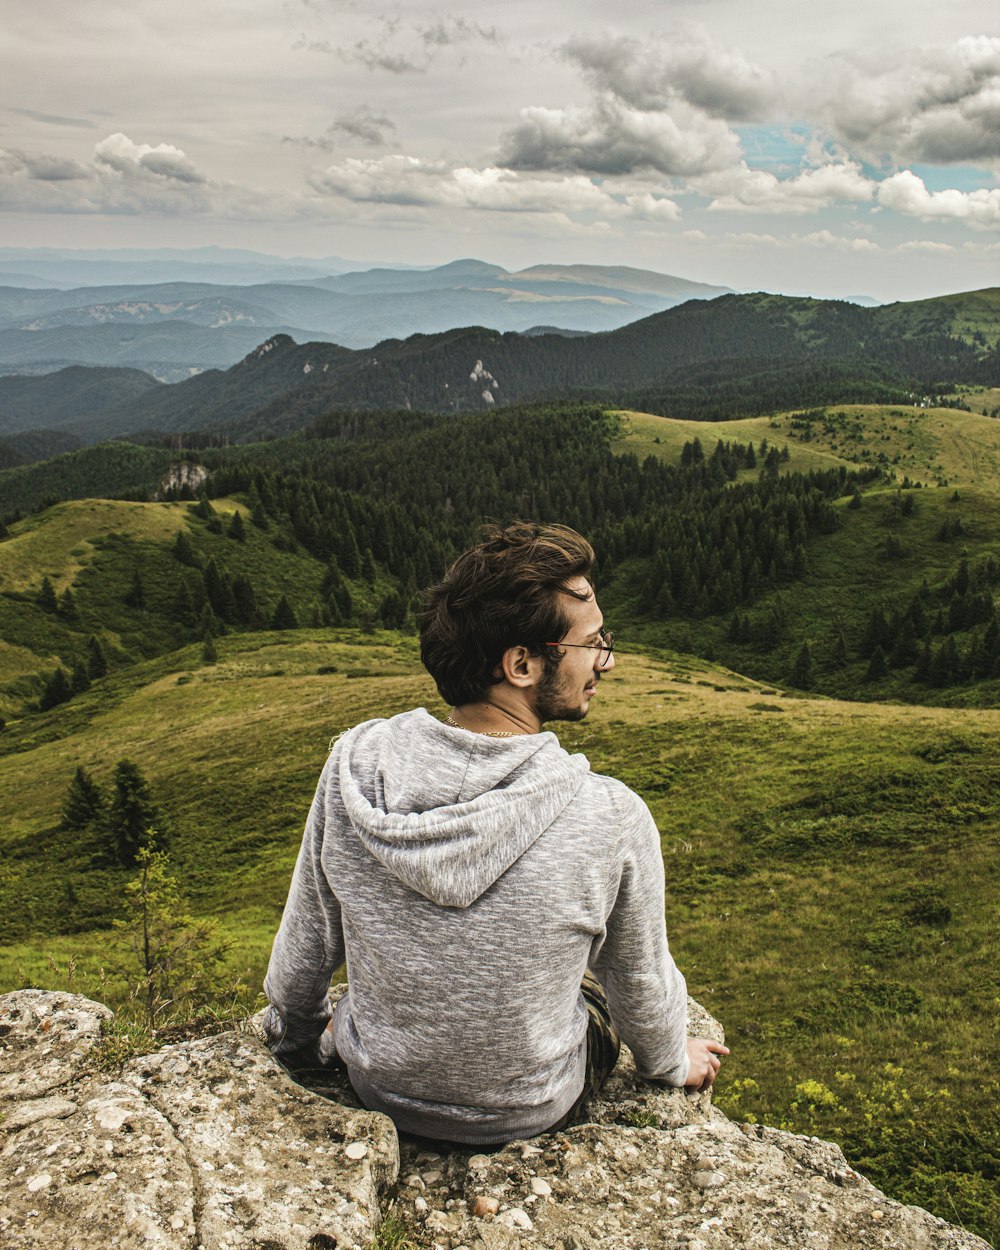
[263,708,690,1145]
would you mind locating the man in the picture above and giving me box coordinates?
[263,521,727,1146]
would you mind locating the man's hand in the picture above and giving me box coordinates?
[685,1037,730,1091]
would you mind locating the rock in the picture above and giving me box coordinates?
[498,1206,534,1230]
[2,990,991,1250]
[0,990,397,1250]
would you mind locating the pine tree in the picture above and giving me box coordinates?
[271,595,298,630]
[107,758,160,867]
[231,574,258,625]
[58,587,78,619]
[87,635,109,679]
[227,510,246,542]
[201,632,218,664]
[378,590,406,629]
[865,647,888,682]
[39,667,72,711]
[832,628,848,668]
[124,570,146,610]
[790,641,815,690]
[62,766,105,830]
[173,530,198,566]
[172,579,196,628]
[197,603,223,638]
[38,576,57,612]
[70,661,92,695]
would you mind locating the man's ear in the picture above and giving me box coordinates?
[498,645,543,689]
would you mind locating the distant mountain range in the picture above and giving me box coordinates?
[0,254,733,377]
[0,288,995,461]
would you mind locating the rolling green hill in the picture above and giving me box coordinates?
[0,633,996,1242]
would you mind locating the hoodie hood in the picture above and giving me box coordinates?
[336,708,590,908]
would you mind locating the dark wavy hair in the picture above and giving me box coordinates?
[419,521,596,707]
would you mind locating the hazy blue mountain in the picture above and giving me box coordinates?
[0,245,363,287]
[0,259,733,372]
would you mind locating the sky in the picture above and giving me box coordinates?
[2,0,998,302]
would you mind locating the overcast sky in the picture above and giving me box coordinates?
[2,1,998,301]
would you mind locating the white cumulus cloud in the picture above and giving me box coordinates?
[877,170,1000,228]
[94,133,206,184]
[702,161,875,214]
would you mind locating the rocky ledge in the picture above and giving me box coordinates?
[0,990,990,1250]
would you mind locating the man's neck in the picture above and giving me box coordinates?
[448,697,540,736]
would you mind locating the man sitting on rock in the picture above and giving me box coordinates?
[263,521,727,1146]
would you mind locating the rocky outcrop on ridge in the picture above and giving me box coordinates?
[0,990,990,1250]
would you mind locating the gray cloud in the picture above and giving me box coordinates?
[417,16,500,48]
[331,106,396,145]
[563,31,777,121]
[498,28,771,178]
[284,107,396,151]
[343,41,423,73]
[500,97,740,177]
[0,148,90,181]
[816,35,1000,164]
[7,106,95,130]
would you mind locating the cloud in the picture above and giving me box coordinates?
[500,98,740,176]
[563,31,778,121]
[0,148,89,181]
[330,106,396,146]
[801,230,879,252]
[816,35,1000,165]
[877,169,1000,227]
[701,161,875,213]
[341,41,422,73]
[720,230,879,252]
[497,28,778,179]
[7,106,95,130]
[94,133,206,184]
[896,240,956,253]
[416,16,500,48]
[0,133,291,221]
[309,153,681,223]
[285,107,396,151]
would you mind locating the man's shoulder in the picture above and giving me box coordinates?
[581,769,652,820]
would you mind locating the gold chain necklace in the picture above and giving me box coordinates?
[445,714,518,738]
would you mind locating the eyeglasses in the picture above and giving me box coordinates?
[544,630,614,669]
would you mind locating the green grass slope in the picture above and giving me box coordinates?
[0,495,390,720]
[0,635,996,1242]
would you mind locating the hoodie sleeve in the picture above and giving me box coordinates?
[591,784,691,1086]
[263,755,345,1063]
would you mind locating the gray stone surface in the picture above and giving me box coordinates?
[1,990,991,1250]
[0,990,397,1250]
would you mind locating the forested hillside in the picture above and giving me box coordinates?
[2,288,997,447]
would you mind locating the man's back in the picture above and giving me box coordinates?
[264,707,690,1144]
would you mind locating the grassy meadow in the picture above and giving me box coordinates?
[613,400,1000,488]
[0,630,997,1241]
